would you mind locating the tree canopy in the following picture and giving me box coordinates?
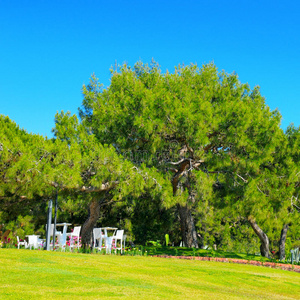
[77,61,298,254]
[1,61,299,256]
[0,113,169,245]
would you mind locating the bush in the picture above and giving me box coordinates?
[6,215,35,240]
[292,240,300,249]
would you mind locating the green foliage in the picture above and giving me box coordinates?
[129,192,178,245]
[286,238,293,260]
[146,241,162,247]
[6,215,35,240]
[78,61,294,253]
[1,61,300,256]
[165,234,170,246]
[292,240,300,249]
[1,113,170,235]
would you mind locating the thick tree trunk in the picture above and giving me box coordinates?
[279,224,289,260]
[171,157,199,248]
[178,204,198,248]
[248,216,270,258]
[81,198,101,248]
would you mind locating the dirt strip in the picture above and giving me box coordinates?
[151,255,300,273]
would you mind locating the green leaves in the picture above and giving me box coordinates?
[1,112,169,210]
[76,60,300,251]
[79,62,284,203]
[2,60,299,252]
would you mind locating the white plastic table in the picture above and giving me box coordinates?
[101,227,117,253]
[56,223,72,247]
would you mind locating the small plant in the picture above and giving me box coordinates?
[146,241,162,247]
[285,238,292,260]
[290,248,300,264]
[1,236,15,248]
[79,247,91,254]
[99,249,106,255]
[165,234,170,246]
[140,245,144,255]
[64,245,71,252]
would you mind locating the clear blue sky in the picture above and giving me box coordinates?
[1,0,299,137]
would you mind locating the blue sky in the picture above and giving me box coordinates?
[1,1,299,137]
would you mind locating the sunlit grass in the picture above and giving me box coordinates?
[0,249,300,299]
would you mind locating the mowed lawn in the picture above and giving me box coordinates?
[0,249,300,299]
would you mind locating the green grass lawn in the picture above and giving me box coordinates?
[1,249,300,299]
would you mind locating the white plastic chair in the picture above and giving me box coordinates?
[57,224,68,250]
[111,230,124,253]
[46,224,62,236]
[46,224,62,242]
[17,236,28,249]
[93,228,106,250]
[70,226,81,249]
[27,235,39,250]
[45,224,62,249]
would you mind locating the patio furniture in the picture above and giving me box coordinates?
[93,228,106,250]
[17,236,28,249]
[45,223,61,249]
[46,223,61,235]
[26,235,42,250]
[45,224,62,241]
[70,226,81,249]
[111,230,124,253]
[56,223,72,250]
[101,227,117,253]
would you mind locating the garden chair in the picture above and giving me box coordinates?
[27,235,44,250]
[45,224,62,237]
[17,236,28,249]
[93,228,106,250]
[70,226,81,249]
[57,224,69,251]
[28,235,39,250]
[45,224,62,249]
[111,230,124,253]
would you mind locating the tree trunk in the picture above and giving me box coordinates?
[178,204,198,248]
[279,224,289,260]
[248,216,270,258]
[81,198,101,249]
[171,158,199,248]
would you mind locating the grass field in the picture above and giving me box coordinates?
[1,249,300,299]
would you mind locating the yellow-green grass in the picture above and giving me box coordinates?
[0,249,299,299]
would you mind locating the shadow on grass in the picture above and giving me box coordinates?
[144,246,269,262]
